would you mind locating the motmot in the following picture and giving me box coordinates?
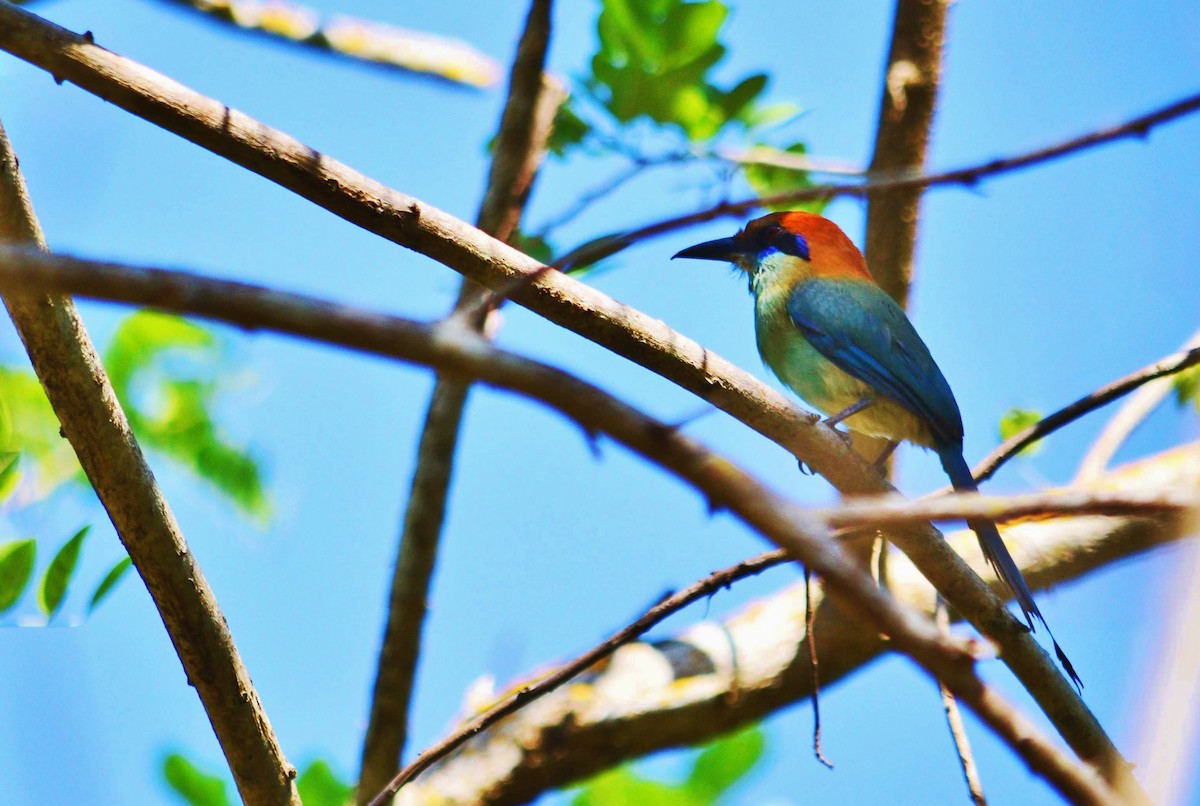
[674,211,1078,686]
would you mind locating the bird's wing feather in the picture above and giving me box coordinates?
[787,277,964,445]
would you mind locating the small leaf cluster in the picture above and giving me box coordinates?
[0,310,266,621]
[573,725,764,805]
[162,754,351,806]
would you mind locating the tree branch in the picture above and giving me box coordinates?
[155,0,498,87]
[1077,329,1200,481]
[395,442,1200,804]
[0,124,298,803]
[0,10,1133,787]
[973,343,1200,484]
[0,248,1139,803]
[863,0,949,306]
[552,90,1200,273]
[357,1,558,800]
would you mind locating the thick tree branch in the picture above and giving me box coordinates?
[0,126,297,803]
[396,442,1200,804]
[863,0,948,306]
[154,0,498,87]
[357,1,558,800]
[0,9,1132,786]
[0,249,1142,803]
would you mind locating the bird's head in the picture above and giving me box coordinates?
[672,211,872,293]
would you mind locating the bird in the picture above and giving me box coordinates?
[673,211,1079,688]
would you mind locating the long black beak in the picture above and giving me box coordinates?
[672,236,743,263]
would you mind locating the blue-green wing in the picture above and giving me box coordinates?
[787,277,964,446]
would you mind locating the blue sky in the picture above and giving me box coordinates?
[1,1,1198,804]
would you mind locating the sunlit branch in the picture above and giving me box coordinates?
[156,0,498,87]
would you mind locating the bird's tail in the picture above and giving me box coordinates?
[936,445,1081,690]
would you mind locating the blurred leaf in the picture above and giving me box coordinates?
[104,310,267,517]
[0,367,79,496]
[743,142,826,213]
[684,726,764,802]
[1174,364,1200,411]
[998,407,1044,457]
[0,452,21,502]
[589,0,770,143]
[0,538,36,614]
[162,753,232,806]
[37,525,89,618]
[297,759,353,806]
[88,556,134,613]
[574,726,766,805]
[573,767,686,806]
[548,100,593,157]
[512,230,555,264]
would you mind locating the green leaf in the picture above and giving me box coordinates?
[88,556,134,613]
[162,753,232,806]
[0,452,21,502]
[548,100,592,157]
[998,407,1044,457]
[0,539,36,614]
[0,367,79,496]
[1173,364,1200,411]
[684,726,764,801]
[105,310,214,401]
[573,767,687,806]
[297,759,353,806]
[37,525,89,618]
[102,310,268,518]
[743,142,826,213]
[512,231,555,265]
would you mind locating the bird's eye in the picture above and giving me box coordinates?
[764,226,810,261]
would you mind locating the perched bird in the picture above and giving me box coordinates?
[674,211,1078,687]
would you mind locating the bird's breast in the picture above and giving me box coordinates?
[753,294,935,447]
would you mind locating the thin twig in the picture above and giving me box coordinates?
[533,158,654,239]
[0,10,1135,785]
[936,597,988,806]
[0,248,1120,806]
[1077,329,1200,481]
[373,551,788,805]
[553,90,1200,273]
[971,344,1200,485]
[815,486,1196,530]
[357,3,558,800]
[155,0,498,87]
[805,567,834,769]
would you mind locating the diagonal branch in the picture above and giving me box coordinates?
[357,1,558,800]
[973,343,1200,485]
[0,125,298,802]
[0,248,1114,806]
[155,0,499,87]
[0,9,1134,788]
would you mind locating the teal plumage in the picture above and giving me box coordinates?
[675,211,1079,688]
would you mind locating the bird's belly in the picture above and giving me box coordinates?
[756,319,933,447]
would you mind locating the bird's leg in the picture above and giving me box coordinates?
[821,398,874,446]
[873,440,899,471]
